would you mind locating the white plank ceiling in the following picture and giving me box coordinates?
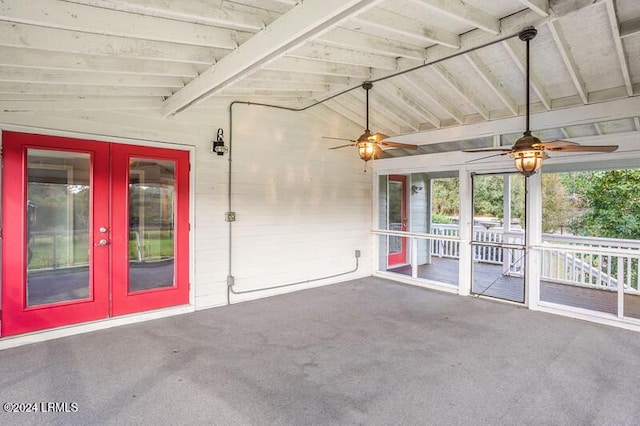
[0,0,638,156]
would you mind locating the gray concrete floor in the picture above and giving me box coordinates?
[2,276,640,425]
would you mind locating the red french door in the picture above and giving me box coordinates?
[387,175,408,266]
[1,132,189,336]
[110,143,189,316]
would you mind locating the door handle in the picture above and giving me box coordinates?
[95,239,110,247]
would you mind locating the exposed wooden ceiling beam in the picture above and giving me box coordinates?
[211,89,320,99]
[0,21,223,65]
[343,91,400,134]
[316,28,428,61]
[368,90,420,132]
[465,52,518,116]
[265,57,371,79]
[331,93,396,135]
[162,0,387,115]
[414,3,596,84]
[398,74,464,124]
[248,70,351,85]
[547,20,587,104]
[0,0,249,48]
[387,96,640,145]
[432,65,490,120]
[605,0,633,97]
[288,44,398,70]
[350,8,460,49]
[0,67,184,88]
[517,0,549,17]
[0,46,199,78]
[0,83,172,97]
[375,81,441,128]
[502,39,551,110]
[321,99,367,130]
[230,0,298,14]
[63,0,267,32]
[594,122,603,135]
[0,97,163,112]
[329,94,381,130]
[407,0,500,35]
[225,79,333,92]
[302,104,356,132]
[620,17,640,38]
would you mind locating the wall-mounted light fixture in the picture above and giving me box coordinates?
[213,128,228,156]
[411,185,423,194]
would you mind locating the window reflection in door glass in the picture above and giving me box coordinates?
[26,149,91,306]
[128,158,176,292]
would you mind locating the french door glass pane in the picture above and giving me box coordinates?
[128,158,176,291]
[26,149,91,306]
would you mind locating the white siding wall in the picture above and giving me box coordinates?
[0,105,372,312]
[409,173,429,264]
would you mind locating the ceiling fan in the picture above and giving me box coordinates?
[463,27,618,176]
[324,81,418,170]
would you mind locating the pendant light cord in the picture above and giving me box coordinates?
[519,26,537,134]
[365,84,370,132]
[526,36,530,133]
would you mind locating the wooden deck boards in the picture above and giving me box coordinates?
[388,256,640,319]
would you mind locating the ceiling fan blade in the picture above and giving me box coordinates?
[328,144,355,150]
[548,144,618,153]
[537,139,579,149]
[322,136,356,142]
[463,147,513,153]
[379,141,418,150]
[371,133,390,142]
[465,152,510,163]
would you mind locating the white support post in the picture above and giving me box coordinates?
[525,172,542,310]
[503,174,512,274]
[617,256,624,318]
[425,175,432,266]
[411,237,418,278]
[458,168,472,296]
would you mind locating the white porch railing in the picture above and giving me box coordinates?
[430,223,640,292]
[539,234,640,292]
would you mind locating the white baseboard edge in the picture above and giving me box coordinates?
[374,271,459,295]
[0,305,195,351]
[537,302,640,333]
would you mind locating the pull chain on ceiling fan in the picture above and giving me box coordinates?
[324,82,418,171]
[463,26,618,176]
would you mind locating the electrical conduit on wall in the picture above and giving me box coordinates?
[223,29,525,304]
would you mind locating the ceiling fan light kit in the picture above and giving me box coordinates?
[513,142,545,176]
